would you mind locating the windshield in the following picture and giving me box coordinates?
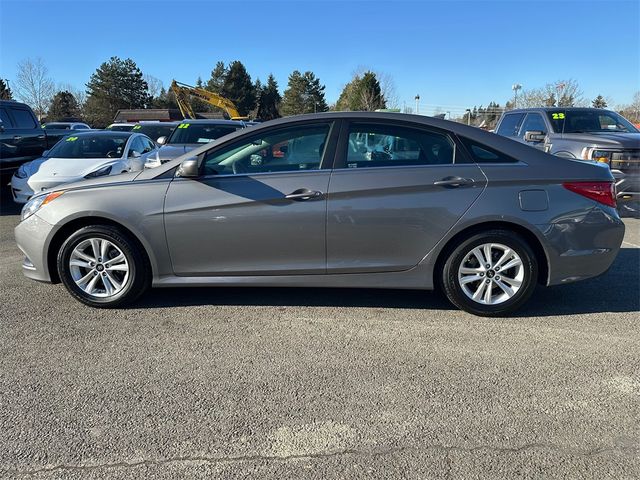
[167,123,240,144]
[47,134,129,159]
[132,124,176,141]
[547,110,639,134]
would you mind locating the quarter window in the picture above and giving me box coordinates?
[460,138,517,163]
[202,124,330,176]
[343,123,455,168]
[496,113,525,137]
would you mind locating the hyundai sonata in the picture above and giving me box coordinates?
[14,113,624,316]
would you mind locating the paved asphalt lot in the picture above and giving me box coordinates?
[0,187,638,479]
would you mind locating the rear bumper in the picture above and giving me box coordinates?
[539,206,625,286]
[14,214,56,283]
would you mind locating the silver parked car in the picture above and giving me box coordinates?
[14,112,624,316]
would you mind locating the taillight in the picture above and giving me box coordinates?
[563,181,616,208]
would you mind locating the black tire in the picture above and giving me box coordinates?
[441,229,538,317]
[57,225,150,308]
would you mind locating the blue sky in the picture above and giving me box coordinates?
[1,0,638,115]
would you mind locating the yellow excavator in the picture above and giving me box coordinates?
[170,80,249,121]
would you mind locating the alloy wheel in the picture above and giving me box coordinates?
[69,238,129,298]
[457,242,524,305]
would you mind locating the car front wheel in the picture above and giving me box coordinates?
[441,229,538,316]
[57,225,150,308]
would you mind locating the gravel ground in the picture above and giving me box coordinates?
[0,189,638,479]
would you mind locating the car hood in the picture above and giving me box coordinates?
[27,157,122,179]
[561,132,640,148]
[156,144,198,160]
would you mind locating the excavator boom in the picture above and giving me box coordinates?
[170,80,248,120]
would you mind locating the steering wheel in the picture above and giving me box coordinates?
[232,159,249,174]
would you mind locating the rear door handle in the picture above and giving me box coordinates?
[12,135,22,141]
[37,135,46,140]
[433,176,474,187]
[285,189,323,201]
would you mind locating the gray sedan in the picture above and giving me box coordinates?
[14,112,624,316]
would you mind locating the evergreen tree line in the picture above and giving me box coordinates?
[3,58,638,128]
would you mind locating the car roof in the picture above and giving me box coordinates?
[177,119,244,125]
[504,107,615,114]
[65,130,134,139]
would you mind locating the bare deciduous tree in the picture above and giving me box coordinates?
[15,57,55,119]
[143,74,163,99]
[518,79,586,108]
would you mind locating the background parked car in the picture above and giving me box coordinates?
[0,100,71,181]
[10,131,158,203]
[14,112,624,316]
[144,119,244,168]
[130,121,179,143]
[42,122,91,130]
[495,108,639,212]
[105,123,136,131]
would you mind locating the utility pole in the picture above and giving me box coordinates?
[465,108,471,125]
[556,82,565,107]
[511,83,522,109]
[414,94,420,115]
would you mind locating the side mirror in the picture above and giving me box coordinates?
[524,130,546,142]
[128,150,141,158]
[157,136,167,145]
[176,157,199,178]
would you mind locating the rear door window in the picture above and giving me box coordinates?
[496,113,525,137]
[460,138,518,163]
[11,108,38,129]
[341,123,456,168]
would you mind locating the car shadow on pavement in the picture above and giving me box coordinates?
[137,248,639,317]
[0,185,21,216]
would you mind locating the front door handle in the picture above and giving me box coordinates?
[433,176,474,187]
[285,189,323,201]
[13,135,22,141]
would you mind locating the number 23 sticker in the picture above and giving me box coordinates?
[552,113,565,119]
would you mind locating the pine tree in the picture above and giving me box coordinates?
[0,79,12,100]
[220,61,256,117]
[256,74,281,120]
[335,71,384,111]
[281,70,328,116]
[206,61,227,93]
[84,57,150,127]
[47,91,81,120]
[592,95,608,108]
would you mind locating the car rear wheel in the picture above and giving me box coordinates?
[441,229,538,316]
[57,225,149,308]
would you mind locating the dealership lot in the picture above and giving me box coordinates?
[0,189,638,478]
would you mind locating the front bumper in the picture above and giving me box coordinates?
[14,214,56,283]
[10,175,34,204]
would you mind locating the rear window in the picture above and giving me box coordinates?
[133,124,177,142]
[11,108,38,129]
[496,113,525,137]
[168,123,240,144]
[460,138,518,163]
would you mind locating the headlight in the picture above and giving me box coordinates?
[84,165,112,179]
[14,164,28,179]
[581,148,613,165]
[21,191,64,222]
